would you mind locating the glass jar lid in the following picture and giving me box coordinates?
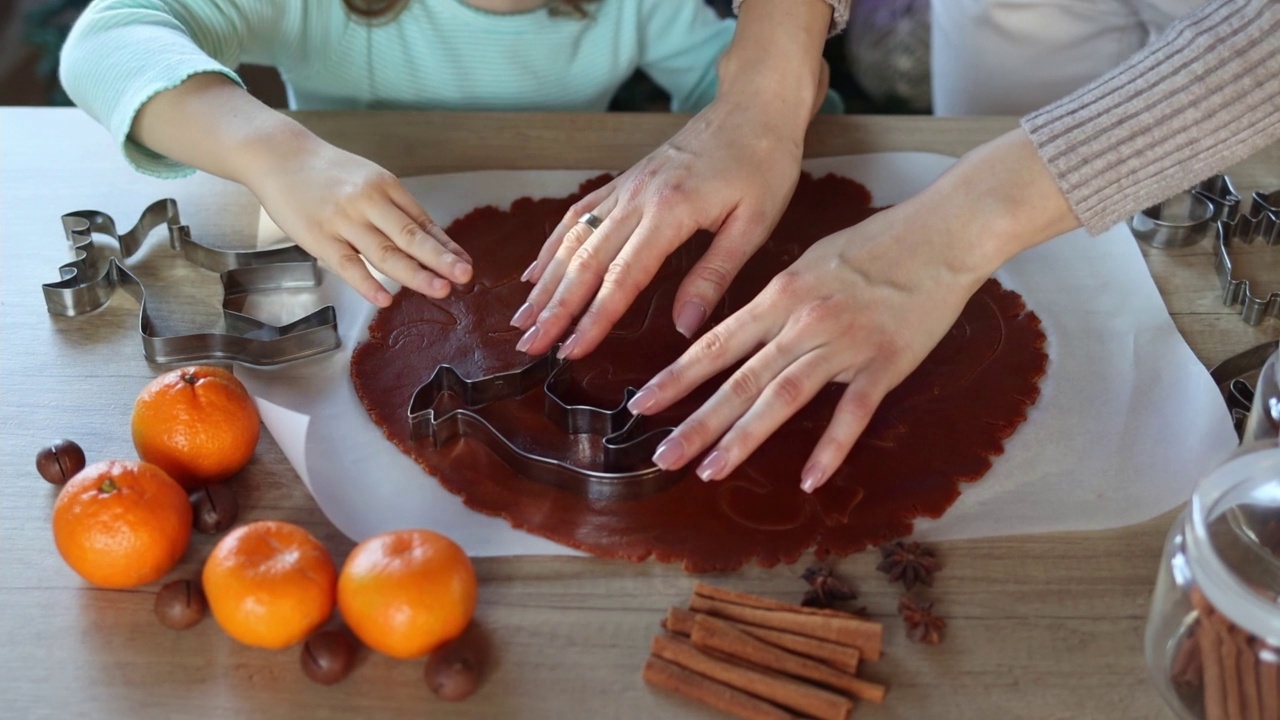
[1186,447,1280,644]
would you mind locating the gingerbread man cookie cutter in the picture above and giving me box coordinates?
[407,347,679,500]
[41,199,340,365]
[1214,187,1280,326]
[1132,175,1279,324]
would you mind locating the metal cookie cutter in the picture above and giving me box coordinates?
[1215,188,1280,325]
[1130,175,1241,248]
[41,199,340,365]
[408,348,678,500]
[1210,340,1280,438]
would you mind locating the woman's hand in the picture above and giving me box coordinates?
[509,0,835,359]
[624,130,1080,492]
[248,138,473,307]
[625,208,989,492]
[511,97,807,356]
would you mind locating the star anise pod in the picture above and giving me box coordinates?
[898,596,945,645]
[877,541,941,590]
[800,564,860,610]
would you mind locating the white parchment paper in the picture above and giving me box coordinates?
[236,153,1238,555]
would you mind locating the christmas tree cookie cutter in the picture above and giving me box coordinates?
[1215,187,1280,326]
[407,348,679,500]
[41,199,340,365]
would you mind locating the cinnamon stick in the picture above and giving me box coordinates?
[1254,639,1279,720]
[1217,617,1245,720]
[666,607,861,675]
[691,614,887,704]
[1231,629,1261,720]
[642,656,798,720]
[1198,607,1228,717]
[1170,626,1202,688]
[690,594,883,661]
[1199,607,1227,720]
[694,582,855,619]
[651,634,854,720]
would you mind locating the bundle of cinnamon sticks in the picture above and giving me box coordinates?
[643,582,887,720]
[1174,589,1280,720]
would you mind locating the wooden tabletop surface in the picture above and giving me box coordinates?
[2,107,1278,720]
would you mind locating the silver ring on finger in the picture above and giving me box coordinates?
[577,212,604,231]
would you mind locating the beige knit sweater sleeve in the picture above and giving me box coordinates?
[1023,0,1280,235]
[732,0,850,36]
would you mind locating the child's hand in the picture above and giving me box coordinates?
[249,140,472,307]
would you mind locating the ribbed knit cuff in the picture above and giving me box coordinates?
[732,0,850,36]
[1022,0,1280,235]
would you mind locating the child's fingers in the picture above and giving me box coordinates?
[384,181,473,266]
[340,223,452,299]
[318,239,393,307]
[366,198,471,285]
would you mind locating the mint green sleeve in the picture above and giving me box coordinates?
[633,0,734,113]
[58,0,300,178]
[635,0,842,114]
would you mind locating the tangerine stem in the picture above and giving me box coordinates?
[99,478,119,494]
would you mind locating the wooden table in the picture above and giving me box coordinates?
[2,108,1277,719]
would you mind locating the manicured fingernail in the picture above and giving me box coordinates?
[510,302,536,328]
[696,450,728,481]
[520,261,538,282]
[675,301,708,338]
[652,436,686,470]
[557,333,580,359]
[628,386,658,415]
[515,324,540,353]
[800,465,825,494]
[429,278,451,297]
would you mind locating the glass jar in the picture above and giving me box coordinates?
[1145,446,1280,719]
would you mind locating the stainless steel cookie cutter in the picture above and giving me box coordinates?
[1215,187,1280,325]
[1130,175,1241,248]
[1210,340,1280,438]
[408,347,678,500]
[42,199,340,365]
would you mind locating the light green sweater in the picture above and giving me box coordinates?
[60,0,839,178]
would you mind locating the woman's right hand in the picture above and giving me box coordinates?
[247,138,473,307]
[628,129,1081,490]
